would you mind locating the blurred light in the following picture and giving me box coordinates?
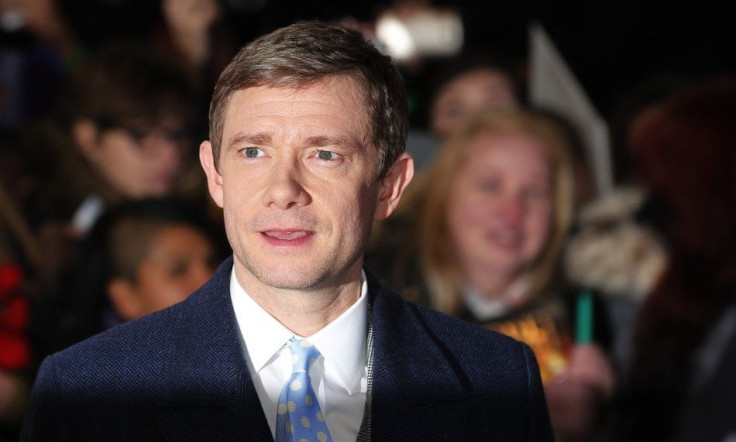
[376,16,415,60]
[1,11,25,33]
[375,10,464,62]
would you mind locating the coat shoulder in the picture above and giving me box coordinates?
[374,280,537,381]
[48,261,232,375]
[412,300,536,372]
[44,299,186,388]
[369,281,554,441]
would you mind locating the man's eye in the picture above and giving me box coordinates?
[317,150,339,160]
[243,147,263,158]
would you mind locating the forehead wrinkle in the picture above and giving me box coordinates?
[222,79,374,162]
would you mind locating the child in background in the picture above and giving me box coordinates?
[38,41,200,226]
[31,199,223,361]
[99,200,219,325]
[20,41,206,286]
[367,109,614,441]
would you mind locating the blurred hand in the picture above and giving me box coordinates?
[544,344,616,440]
[564,344,616,399]
[0,370,28,422]
[163,0,219,38]
[545,380,600,441]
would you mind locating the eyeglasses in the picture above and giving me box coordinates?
[96,120,191,156]
[122,126,189,150]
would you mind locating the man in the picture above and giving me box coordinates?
[22,22,552,441]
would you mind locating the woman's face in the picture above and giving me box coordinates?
[446,130,553,286]
[88,122,186,198]
[430,68,518,137]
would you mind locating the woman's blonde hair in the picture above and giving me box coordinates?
[405,109,575,314]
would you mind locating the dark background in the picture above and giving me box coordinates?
[20,0,736,119]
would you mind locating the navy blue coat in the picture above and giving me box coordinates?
[21,258,553,441]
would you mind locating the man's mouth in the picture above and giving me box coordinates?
[261,229,314,246]
[262,230,311,240]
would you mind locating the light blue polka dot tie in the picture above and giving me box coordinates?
[275,339,333,442]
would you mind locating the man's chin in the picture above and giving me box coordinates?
[234,253,362,293]
[245,266,329,292]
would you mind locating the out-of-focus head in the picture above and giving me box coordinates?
[631,75,736,255]
[608,73,688,184]
[208,20,408,179]
[67,43,195,198]
[92,199,218,321]
[428,54,522,138]
[418,109,573,312]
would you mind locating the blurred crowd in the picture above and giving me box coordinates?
[1,1,735,441]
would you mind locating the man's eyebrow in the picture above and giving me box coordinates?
[227,132,272,148]
[226,132,365,150]
[304,135,362,150]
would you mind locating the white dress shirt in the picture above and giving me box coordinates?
[230,270,368,441]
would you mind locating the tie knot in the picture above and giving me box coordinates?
[288,339,321,373]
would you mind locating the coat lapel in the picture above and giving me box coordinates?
[154,262,470,440]
[367,271,470,441]
[156,258,273,441]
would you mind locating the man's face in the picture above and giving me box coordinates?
[200,76,412,294]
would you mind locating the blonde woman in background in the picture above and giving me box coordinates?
[367,108,615,441]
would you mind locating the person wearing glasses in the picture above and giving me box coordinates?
[24,42,205,285]
[34,42,201,238]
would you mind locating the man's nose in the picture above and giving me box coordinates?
[261,158,311,209]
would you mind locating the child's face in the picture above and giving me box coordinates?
[445,130,553,290]
[112,225,216,320]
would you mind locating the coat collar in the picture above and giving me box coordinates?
[156,257,272,441]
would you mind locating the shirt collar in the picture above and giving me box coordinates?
[308,275,368,392]
[230,269,368,392]
[463,277,531,320]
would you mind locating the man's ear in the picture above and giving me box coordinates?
[72,119,99,160]
[375,153,414,221]
[199,140,224,208]
[107,278,143,322]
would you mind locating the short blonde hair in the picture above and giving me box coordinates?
[406,109,575,314]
